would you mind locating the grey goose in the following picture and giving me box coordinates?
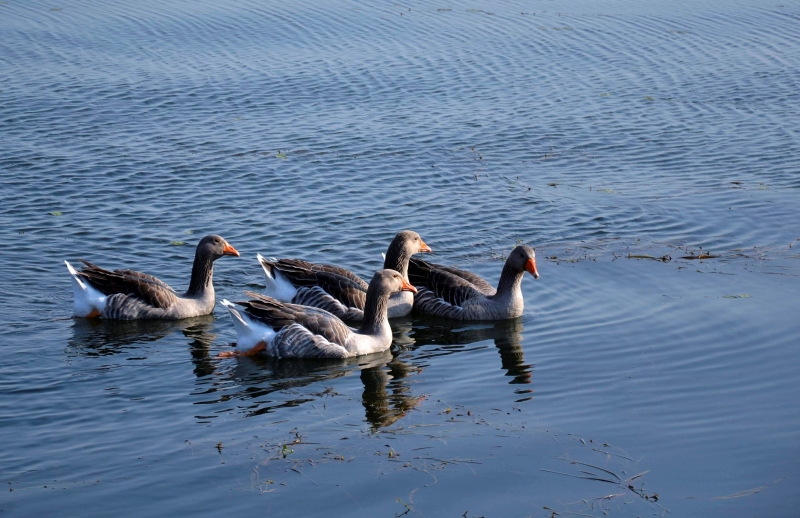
[408,245,539,320]
[220,269,417,358]
[65,235,239,320]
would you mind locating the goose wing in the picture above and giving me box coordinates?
[307,262,369,289]
[271,258,369,289]
[264,258,369,309]
[429,264,495,295]
[407,257,490,307]
[293,286,365,321]
[411,288,467,319]
[239,291,352,346]
[310,271,368,309]
[78,260,178,309]
[270,324,350,358]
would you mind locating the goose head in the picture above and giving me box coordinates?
[197,234,240,261]
[371,269,418,296]
[508,245,539,279]
[393,230,432,256]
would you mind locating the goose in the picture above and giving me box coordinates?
[219,269,417,358]
[65,234,240,320]
[408,245,539,320]
[257,230,431,321]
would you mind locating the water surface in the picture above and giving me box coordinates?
[1,0,799,516]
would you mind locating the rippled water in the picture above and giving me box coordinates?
[2,0,799,516]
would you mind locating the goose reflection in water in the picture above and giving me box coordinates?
[206,350,425,428]
[405,317,532,386]
[360,356,425,429]
[67,315,528,426]
[67,316,425,429]
[67,314,217,359]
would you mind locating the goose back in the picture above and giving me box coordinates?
[78,260,180,309]
[408,257,495,296]
[236,291,353,346]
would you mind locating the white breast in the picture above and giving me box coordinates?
[387,290,413,318]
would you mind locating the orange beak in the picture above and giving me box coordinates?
[222,243,240,257]
[419,239,432,253]
[401,279,418,293]
[525,258,539,279]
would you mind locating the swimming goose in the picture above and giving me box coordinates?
[65,235,240,320]
[408,245,539,320]
[257,230,431,321]
[220,269,417,358]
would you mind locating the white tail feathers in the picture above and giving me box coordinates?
[220,300,250,336]
[256,253,270,275]
[65,260,85,289]
[220,299,275,354]
[65,260,106,317]
[257,253,297,302]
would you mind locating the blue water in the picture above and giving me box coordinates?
[2,0,799,516]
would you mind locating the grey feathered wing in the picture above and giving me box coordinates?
[261,257,368,317]
[77,260,179,313]
[238,291,354,358]
[408,257,495,318]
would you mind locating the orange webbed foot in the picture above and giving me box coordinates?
[218,342,266,358]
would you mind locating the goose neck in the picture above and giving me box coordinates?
[383,245,410,279]
[359,284,391,335]
[492,261,524,302]
[186,252,215,296]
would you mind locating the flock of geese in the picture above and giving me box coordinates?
[65,232,539,359]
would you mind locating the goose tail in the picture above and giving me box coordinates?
[220,299,275,354]
[257,253,297,302]
[65,260,106,318]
